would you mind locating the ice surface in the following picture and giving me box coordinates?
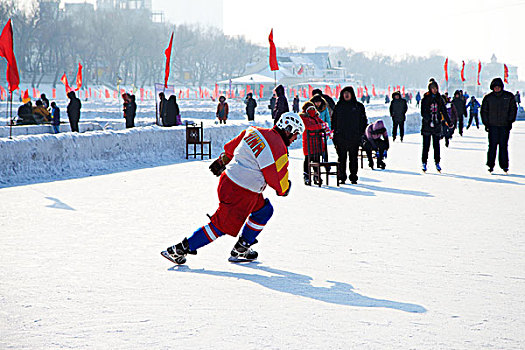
[1,121,524,349]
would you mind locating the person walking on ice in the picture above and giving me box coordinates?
[162,112,305,264]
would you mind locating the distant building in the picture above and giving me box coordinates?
[96,0,152,11]
[167,0,224,30]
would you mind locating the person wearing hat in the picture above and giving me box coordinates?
[420,78,451,172]
[216,95,229,124]
[480,78,517,173]
[389,91,408,142]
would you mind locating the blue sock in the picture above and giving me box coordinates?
[187,222,224,251]
[241,199,274,244]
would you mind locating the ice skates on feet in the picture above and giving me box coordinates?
[161,238,195,265]
[229,237,258,263]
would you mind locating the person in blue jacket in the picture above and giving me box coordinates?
[466,96,481,129]
[50,101,60,133]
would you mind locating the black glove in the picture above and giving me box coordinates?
[278,180,291,197]
[209,158,226,176]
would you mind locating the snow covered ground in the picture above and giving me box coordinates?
[1,122,524,349]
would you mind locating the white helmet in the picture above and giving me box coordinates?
[276,112,305,134]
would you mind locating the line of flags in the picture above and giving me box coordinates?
[444,57,510,85]
[60,62,83,93]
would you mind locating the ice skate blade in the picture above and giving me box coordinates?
[228,256,257,263]
[161,251,186,265]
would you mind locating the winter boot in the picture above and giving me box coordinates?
[422,163,427,172]
[303,172,311,186]
[349,174,358,185]
[229,237,258,262]
[377,160,386,170]
[488,166,494,173]
[162,238,195,265]
[368,160,374,169]
[435,163,442,172]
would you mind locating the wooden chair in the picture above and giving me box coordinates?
[186,121,211,159]
[306,130,340,187]
[359,144,376,168]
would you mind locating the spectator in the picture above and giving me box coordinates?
[466,96,481,129]
[389,91,408,142]
[363,120,390,169]
[515,91,521,106]
[481,78,517,173]
[40,93,49,109]
[360,94,366,104]
[292,95,300,113]
[452,90,467,136]
[312,88,336,115]
[415,91,421,107]
[50,101,60,133]
[310,94,331,129]
[299,104,328,185]
[158,92,168,126]
[165,95,179,127]
[127,94,137,128]
[366,94,370,104]
[244,92,257,121]
[331,86,367,184]
[16,101,35,125]
[32,100,50,123]
[268,94,276,114]
[67,91,81,132]
[216,95,229,124]
[420,79,450,172]
[272,84,289,124]
[385,95,390,104]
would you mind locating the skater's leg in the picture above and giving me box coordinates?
[432,134,441,164]
[187,222,225,251]
[240,197,273,244]
[498,126,510,170]
[487,126,498,170]
[422,135,431,164]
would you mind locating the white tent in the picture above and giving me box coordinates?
[217,73,275,85]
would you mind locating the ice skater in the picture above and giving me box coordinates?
[162,112,305,264]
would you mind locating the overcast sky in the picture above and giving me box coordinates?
[18,0,525,78]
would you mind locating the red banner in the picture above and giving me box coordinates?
[52,88,56,99]
[164,32,174,88]
[60,73,72,93]
[0,19,20,92]
[477,61,482,86]
[372,84,376,97]
[504,64,509,84]
[75,62,82,91]
[268,29,279,71]
[259,84,264,99]
[444,57,449,82]
[461,61,465,82]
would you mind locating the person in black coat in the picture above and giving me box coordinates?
[40,93,49,109]
[158,92,168,126]
[331,86,368,184]
[244,92,257,121]
[67,91,81,132]
[451,90,467,136]
[420,79,450,172]
[389,91,408,141]
[292,95,300,113]
[272,84,289,124]
[481,78,517,173]
[165,95,179,127]
[125,94,137,128]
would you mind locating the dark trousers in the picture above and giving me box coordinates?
[392,120,404,140]
[69,119,79,132]
[125,117,134,128]
[467,113,479,128]
[247,112,254,121]
[487,126,510,170]
[363,139,387,165]
[458,116,464,135]
[422,134,440,164]
[335,140,360,181]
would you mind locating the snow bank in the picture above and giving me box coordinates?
[0,112,421,187]
[0,122,104,138]
[0,120,274,187]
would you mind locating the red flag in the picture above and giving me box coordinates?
[32,87,37,98]
[75,62,82,91]
[402,86,405,96]
[504,64,509,83]
[0,85,5,100]
[22,89,29,103]
[140,88,144,101]
[477,61,482,86]
[105,89,110,98]
[268,29,279,71]
[308,84,313,97]
[388,86,391,96]
[89,87,92,98]
[186,89,189,99]
[364,85,368,96]
[444,58,449,82]
[461,61,466,82]
[372,84,376,97]
[164,32,174,88]
[297,65,304,75]
[0,19,20,92]
[60,73,72,93]
[259,84,264,99]
[52,88,56,99]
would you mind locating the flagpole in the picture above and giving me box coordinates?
[274,71,276,87]
[9,91,13,139]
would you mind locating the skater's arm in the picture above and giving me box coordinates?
[261,153,289,196]
[223,129,247,159]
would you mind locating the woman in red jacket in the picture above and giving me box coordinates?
[216,95,229,124]
[300,103,328,185]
